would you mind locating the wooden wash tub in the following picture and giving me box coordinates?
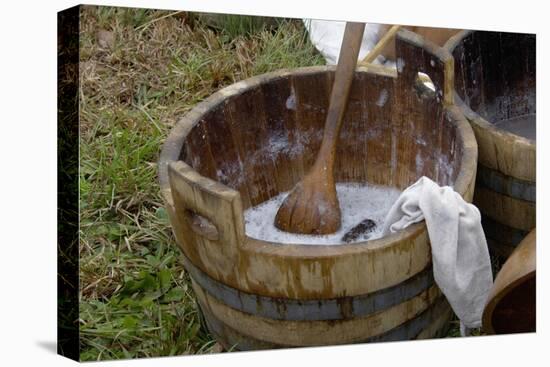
[158,30,477,350]
[445,31,536,258]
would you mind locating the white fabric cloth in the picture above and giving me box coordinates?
[303,19,387,65]
[381,176,493,330]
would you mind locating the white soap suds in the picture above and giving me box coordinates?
[216,159,245,187]
[376,89,389,107]
[211,127,325,189]
[286,87,296,110]
[437,154,454,179]
[390,136,397,177]
[416,151,425,177]
[396,58,406,73]
[244,183,402,245]
[417,72,436,92]
[415,135,428,147]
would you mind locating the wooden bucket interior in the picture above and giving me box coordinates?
[451,31,536,125]
[177,67,464,210]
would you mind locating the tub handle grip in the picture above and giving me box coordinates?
[395,28,455,106]
[167,160,245,251]
[183,209,220,241]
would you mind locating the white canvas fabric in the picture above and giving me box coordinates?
[382,176,493,330]
[303,19,387,65]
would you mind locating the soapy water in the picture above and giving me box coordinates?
[244,183,402,245]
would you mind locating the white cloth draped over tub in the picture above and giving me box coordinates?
[382,176,493,332]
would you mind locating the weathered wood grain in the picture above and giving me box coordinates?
[193,280,442,347]
[198,293,452,350]
[474,187,535,231]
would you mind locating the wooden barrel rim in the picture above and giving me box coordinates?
[181,253,435,320]
[444,30,535,180]
[454,90,535,146]
[444,30,536,147]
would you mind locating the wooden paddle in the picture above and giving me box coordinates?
[274,22,366,234]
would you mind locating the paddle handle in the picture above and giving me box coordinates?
[315,22,365,171]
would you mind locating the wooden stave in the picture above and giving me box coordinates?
[474,187,535,232]
[474,163,535,254]
[184,231,452,350]
[184,248,453,348]
[181,252,435,322]
[194,279,452,350]
[476,164,535,203]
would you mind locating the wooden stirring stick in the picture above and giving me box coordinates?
[274,22,365,234]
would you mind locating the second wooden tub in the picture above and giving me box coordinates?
[445,30,536,258]
[159,30,477,350]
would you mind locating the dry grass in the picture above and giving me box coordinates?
[78,5,324,361]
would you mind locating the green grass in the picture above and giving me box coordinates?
[78,6,324,361]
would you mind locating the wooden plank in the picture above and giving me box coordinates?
[476,164,536,202]
[168,160,244,283]
[415,300,453,340]
[394,29,456,188]
[224,87,279,206]
[182,252,434,321]
[260,75,301,192]
[290,71,331,171]
[469,117,535,182]
[199,292,452,350]
[358,72,396,186]
[474,186,535,232]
